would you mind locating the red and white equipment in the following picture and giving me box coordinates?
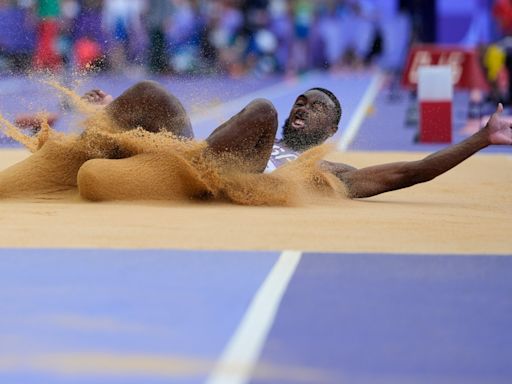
[402,44,488,91]
[417,66,453,143]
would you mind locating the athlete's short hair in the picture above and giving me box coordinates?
[309,87,342,125]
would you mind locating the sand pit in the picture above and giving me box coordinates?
[0,148,510,255]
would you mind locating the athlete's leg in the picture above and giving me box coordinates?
[14,81,194,139]
[0,82,194,199]
[105,80,194,138]
[77,152,210,201]
[206,98,277,173]
[77,99,277,201]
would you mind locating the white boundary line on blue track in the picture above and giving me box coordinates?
[337,72,384,152]
[205,250,302,384]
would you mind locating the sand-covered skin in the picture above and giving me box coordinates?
[0,149,510,255]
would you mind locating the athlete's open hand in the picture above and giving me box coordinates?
[81,89,113,106]
[485,103,512,145]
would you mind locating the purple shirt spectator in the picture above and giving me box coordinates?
[0,6,36,54]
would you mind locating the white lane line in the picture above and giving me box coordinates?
[337,72,384,152]
[190,72,322,125]
[205,250,303,384]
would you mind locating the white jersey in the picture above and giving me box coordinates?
[264,140,299,173]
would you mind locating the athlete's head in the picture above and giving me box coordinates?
[282,88,342,151]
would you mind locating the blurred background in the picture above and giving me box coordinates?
[0,0,501,81]
[2,0,512,145]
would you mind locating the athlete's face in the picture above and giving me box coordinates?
[282,90,338,151]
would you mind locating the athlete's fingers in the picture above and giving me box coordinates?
[81,92,95,100]
[497,103,504,114]
[83,89,100,97]
[83,90,109,104]
[103,94,114,105]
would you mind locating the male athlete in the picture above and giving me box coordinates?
[4,80,512,200]
[77,80,512,199]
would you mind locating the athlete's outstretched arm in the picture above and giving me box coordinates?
[324,104,512,198]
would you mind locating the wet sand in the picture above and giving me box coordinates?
[0,148,510,255]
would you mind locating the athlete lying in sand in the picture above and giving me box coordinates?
[76,81,512,200]
[0,80,511,202]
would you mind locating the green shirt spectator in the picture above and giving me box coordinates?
[38,0,60,19]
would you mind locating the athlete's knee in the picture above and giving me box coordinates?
[114,80,193,137]
[249,98,277,117]
[130,80,166,96]
[246,98,277,128]
[109,80,170,117]
[125,80,174,107]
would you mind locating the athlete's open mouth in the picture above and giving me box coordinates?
[291,118,305,128]
[291,112,306,129]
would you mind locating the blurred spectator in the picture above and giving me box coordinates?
[268,0,293,73]
[167,0,204,73]
[102,0,146,70]
[0,0,420,77]
[483,42,507,103]
[275,0,315,75]
[240,0,277,73]
[377,1,410,72]
[0,0,36,73]
[60,0,80,67]
[399,0,436,44]
[317,0,379,70]
[492,0,512,104]
[146,0,172,73]
[72,0,106,70]
[207,0,244,75]
[33,0,62,70]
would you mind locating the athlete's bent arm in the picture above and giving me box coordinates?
[323,104,512,198]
